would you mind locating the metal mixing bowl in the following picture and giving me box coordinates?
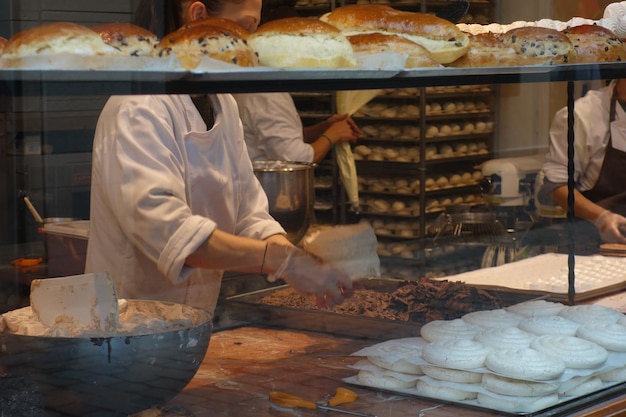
[253,161,316,244]
[0,300,212,416]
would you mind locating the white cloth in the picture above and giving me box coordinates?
[86,94,285,314]
[232,92,314,162]
[541,80,626,194]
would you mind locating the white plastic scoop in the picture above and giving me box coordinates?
[30,272,119,334]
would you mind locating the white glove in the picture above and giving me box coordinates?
[594,210,626,243]
[267,245,354,308]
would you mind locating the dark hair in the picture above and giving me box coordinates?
[133,0,229,37]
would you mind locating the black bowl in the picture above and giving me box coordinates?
[0,300,212,416]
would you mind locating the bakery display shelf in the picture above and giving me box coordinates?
[359,184,478,197]
[424,132,494,142]
[2,62,626,97]
[344,378,626,417]
[423,153,494,167]
[353,116,421,123]
[224,279,538,340]
[425,110,493,120]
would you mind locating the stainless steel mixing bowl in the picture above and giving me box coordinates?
[0,300,212,416]
[253,161,316,244]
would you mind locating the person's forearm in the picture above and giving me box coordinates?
[303,121,331,143]
[550,185,606,223]
[185,229,291,274]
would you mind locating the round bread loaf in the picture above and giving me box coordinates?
[347,32,441,68]
[481,373,559,397]
[485,347,565,381]
[477,392,559,413]
[3,22,119,58]
[530,335,608,369]
[500,26,576,65]
[422,339,490,370]
[154,23,258,69]
[474,327,535,350]
[91,23,158,57]
[420,318,482,342]
[462,309,523,329]
[320,4,470,64]
[558,304,624,325]
[518,315,579,336]
[563,24,626,63]
[415,379,478,401]
[506,299,565,317]
[357,369,419,389]
[0,36,7,55]
[449,32,520,67]
[248,17,355,68]
[576,323,626,351]
[420,364,482,383]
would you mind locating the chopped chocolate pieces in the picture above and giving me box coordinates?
[259,278,503,322]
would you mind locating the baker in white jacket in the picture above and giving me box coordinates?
[87,93,353,315]
[233,92,361,163]
[538,79,626,245]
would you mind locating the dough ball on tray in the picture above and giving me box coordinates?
[248,17,356,68]
[91,22,158,57]
[500,26,577,65]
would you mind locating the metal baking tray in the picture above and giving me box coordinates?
[225,278,539,340]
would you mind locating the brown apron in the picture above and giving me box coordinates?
[582,87,626,217]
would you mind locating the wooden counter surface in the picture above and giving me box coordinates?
[148,326,626,417]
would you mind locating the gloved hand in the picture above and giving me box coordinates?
[267,245,354,309]
[594,210,626,243]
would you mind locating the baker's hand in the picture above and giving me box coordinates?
[594,210,626,243]
[266,245,354,309]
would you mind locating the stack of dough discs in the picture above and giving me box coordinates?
[529,335,608,369]
[368,356,423,374]
[421,364,482,384]
[505,300,565,317]
[598,365,626,382]
[357,368,420,389]
[518,315,579,336]
[481,373,559,397]
[561,376,604,397]
[474,327,535,350]
[462,309,524,329]
[416,379,477,401]
[420,318,483,342]
[477,392,559,413]
[422,339,490,370]
[558,304,624,325]
[576,323,626,351]
[484,347,566,381]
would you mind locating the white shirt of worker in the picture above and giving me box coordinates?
[232,92,314,162]
[542,80,626,192]
[86,94,285,314]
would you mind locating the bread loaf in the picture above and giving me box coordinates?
[320,4,470,64]
[500,26,576,65]
[248,17,356,68]
[347,32,441,68]
[154,23,258,69]
[3,22,119,58]
[0,37,7,55]
[563,24,626,63]
[91,23,158,57]
[449,32,520,67]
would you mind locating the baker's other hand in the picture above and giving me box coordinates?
[594,210,626,244]
[266,244,354,308]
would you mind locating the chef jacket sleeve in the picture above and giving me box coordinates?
[235,93,314,163]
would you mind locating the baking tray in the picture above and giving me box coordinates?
[225,278,539,340]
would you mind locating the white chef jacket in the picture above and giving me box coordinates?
[541,80,626,196]
[86,94,285,315]
[232,92,314,162]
